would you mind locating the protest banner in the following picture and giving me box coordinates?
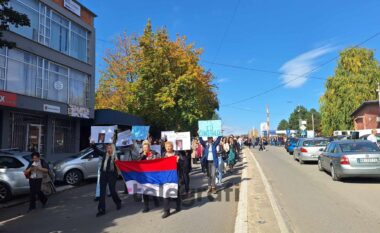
[166,132,191,151]
[116,130,133,147]
[90,125,117,143]
[198,120,222,137]
[131,126,150,140]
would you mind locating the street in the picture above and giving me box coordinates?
[0,162,242,233]
[250,146,380,233]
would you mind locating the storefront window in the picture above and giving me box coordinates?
[53,119,75,153]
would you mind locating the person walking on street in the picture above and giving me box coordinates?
[24,152,48,212]
[227,137,236,173]
[216,141,224,186]
[139,140,160,213]
[92,143,122,217]
[162,141,182,218]
[199,136,222,194]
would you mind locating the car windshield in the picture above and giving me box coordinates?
[23,155,31,162]
[303,140,329,147]
[339,142,380,152]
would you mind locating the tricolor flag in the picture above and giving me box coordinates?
[116,156,178,198]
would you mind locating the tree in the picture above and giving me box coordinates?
[277,119,289,130]
[0,0,30,48]
[320,47,380,135]
[288,106,308,130]
[96,20,219,135]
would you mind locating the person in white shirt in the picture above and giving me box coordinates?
[367,129,378,145]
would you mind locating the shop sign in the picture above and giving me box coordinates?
[64,0,81,16]
[0,91,17,107]
[68,105,90,119]
[43,104,61,113]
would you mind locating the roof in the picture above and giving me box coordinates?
[351,100,379,117]
[94,109,145,126]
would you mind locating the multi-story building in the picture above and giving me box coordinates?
[0,0,96,159]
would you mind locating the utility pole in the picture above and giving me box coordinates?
[377,82,380,108]
[312,113,315,132]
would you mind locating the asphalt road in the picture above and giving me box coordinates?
[0,161,242,233]
[252,146,380,233]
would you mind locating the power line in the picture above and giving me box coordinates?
[202,60,326,80]
[222,31,380,107]
[211,0,241,63]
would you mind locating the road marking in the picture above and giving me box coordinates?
[0,215,24,225]
[248,149,291,233]
[234,152,248,233]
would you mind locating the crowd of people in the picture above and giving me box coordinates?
[24,134,244,219]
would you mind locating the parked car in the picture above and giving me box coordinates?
[0,151,55,202]
[293,138,329,164]
[287,138,299,155]
[360,133,380,143]
[53,145,124,186]
[318,140,380,181]
[285,137,298,152]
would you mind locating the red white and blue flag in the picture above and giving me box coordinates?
[116,157,178,198]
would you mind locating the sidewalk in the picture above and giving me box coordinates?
[236,148,281,233]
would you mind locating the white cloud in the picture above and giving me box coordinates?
[279,45,335,88]
[215,77,229,84]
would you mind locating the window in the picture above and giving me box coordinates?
[69,69,88,106]
[6,49,38,96]
[303,140,329,147]
[70,23,88,62]
[339,142,380,153]
[51,12,69,54]
[327,143,335,153]
[53,119,75,153]
[0,48,6,90]
[9,0,90,63]
[0,156,24,169]
[9,0,39,41]
[47,63,68,103]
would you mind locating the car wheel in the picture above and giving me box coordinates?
[318,159,324,171]
[290,151,293,155]
[331,165,340,181]
[65,169,83,186]
[0,183,11,203]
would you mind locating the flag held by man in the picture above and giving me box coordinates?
[116,157,178,198]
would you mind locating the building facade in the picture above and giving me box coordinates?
[351,100,380,130]
[0,0,96,158]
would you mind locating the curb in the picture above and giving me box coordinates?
[234,149,248,233]
[0,185,76,209]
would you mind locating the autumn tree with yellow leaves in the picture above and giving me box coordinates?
[96,20,219,134]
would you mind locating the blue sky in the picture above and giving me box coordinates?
[80,0,380,135]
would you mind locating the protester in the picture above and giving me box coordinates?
[199,136,222,194]
[92,143,122,217]
[227,137,236,172]
[259,137,266,151]
[139,140,160,213]
[191,138,199,164]
[24,152,48,212]
[216,140,224,186]
[162,141,182,218]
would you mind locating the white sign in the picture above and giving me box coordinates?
[68,105,90,119]
[116,130,133,147]
[167,132,191,151]
[90,125,117,144]
[301,120,307,125]
[300,125,307,131]
[64,0,81,16]
[161,131,175,140]
[43,104,60,113]
[307,130,315,138]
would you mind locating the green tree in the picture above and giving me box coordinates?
[320,47,380,135]
[96,20,219,135]
[277,119,289,130]
[0,0,30,48]
[288,106,308,130]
